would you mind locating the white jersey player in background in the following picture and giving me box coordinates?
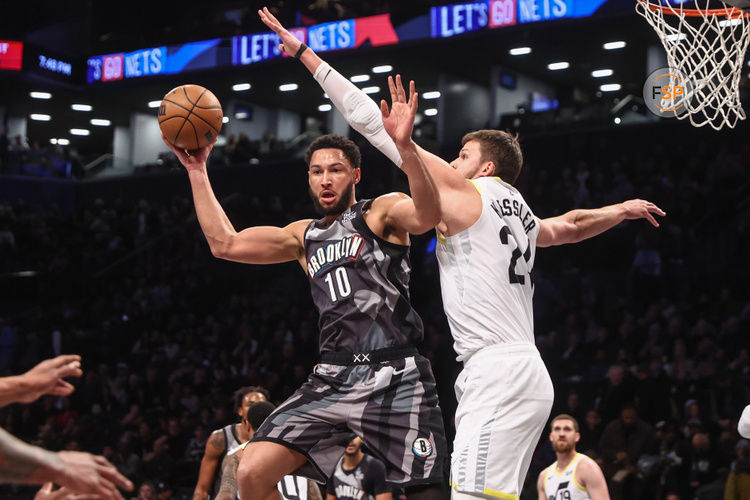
[258,8,665,499]
[537,414,610,500]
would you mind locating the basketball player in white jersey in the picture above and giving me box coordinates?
[258,8,665,500]
[537,415,609,500]
[739,405,750,438]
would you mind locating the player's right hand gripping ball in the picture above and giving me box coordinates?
[158,84,223,150]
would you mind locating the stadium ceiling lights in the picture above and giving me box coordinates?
[90,119,111,126]
[600,83,622,92]
[591,69,614,78]
[70,128,90,136]
[362,86,380,94]
[30,91,52,99]
[232,83,251,91]
[148,101,161,108]
[350,75,370,83]
[30,114,51,121]
[372,65,392,73]
[547,62,570,70]
[318,104,332,112]
[509,47,532,55]
[603,41,626,50]
[424,108,438,116]
[423,91,441,99]
[57,138,70,145]
[279,83,299,91]
[72,104,93,111]
[222,117,229,123]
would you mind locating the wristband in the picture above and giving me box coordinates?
[294,43,308,59]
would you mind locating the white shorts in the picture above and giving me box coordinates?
[450,343,554,500]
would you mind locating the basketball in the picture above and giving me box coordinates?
[158,84,223,150]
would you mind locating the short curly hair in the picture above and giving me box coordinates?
[233,386,270,413]
[305,134,361,170]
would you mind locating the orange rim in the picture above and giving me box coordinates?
[637,0,750,18]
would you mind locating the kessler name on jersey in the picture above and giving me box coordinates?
[307,234,365,278]
[490,198,537,234]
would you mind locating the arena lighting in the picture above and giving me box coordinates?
[592,69,613,78]
[71,104,93,111]
[424,108,438,116]
[509,47,532,55]
[600,83,622,92]
[222,116,229,123]
[547,62,570,70]
[279,83,298,91]
[318,104,332,112]
[232,83,251,91]
[614,117,622,124]
[30,91,52,99]
[235,112,249,119]
[603,41,626,50]
[57,138,70,145]
[719,18,742,28]
[148,100,161,108]
[50,138,57,144]
[30,114,51,121]
[362,86,380,94]
[70,128,90,136]
[90,119,111,126]
[350,75,370,83]
[372,65,392,73]
[423,91,441,99]
[666,33,687,42]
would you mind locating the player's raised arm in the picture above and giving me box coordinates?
[375,75,440,235]
[163,138,309,265]
[536,199,666,248]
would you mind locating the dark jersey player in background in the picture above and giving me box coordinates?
[193,387,269,500]
[163,66,447,500]
[327,436,391,500]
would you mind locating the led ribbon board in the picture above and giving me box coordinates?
[0,41,23,71]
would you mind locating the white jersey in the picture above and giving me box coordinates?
[436,176,539,361]
[543,453,590,500]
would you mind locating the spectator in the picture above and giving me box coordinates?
[724,439,750,500]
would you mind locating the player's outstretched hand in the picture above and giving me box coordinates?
[15,355,82,404]
[162,135,216,171]
[621,199,666,227]
[56,451,133,500]
[259,7,303,57]
[381,75,418,149]
[34,482,99,500]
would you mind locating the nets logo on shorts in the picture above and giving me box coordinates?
[412,437,433,458]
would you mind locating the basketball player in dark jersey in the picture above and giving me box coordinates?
[327,436,391,500]
[192,387,269,500]
[163,75,447,500]
[215,401,322,500]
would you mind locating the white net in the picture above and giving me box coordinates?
[636,0,750,130]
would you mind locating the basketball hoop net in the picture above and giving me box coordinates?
[636,0,750,130]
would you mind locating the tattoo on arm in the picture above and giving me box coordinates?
[208,429,228,453]
[214,453,240,500]
[308,480,323,500]
[0,427,63,484]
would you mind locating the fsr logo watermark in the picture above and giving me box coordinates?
[642,67,698,119]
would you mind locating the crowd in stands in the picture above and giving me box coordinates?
[0,121,748,500]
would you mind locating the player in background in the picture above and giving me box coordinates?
[215,401,322,500]
[193,387,268,500]
[537,415,610,500]
[739,405,750,438]
[326,437,391,500]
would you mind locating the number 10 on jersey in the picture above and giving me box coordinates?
[324,267,352,302]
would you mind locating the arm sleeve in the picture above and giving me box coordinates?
[739,404,750,438]
[363,457,390,495]
[313,62,403,168]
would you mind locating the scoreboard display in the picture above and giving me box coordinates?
[0,41,23,71]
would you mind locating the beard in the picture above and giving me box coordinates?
[552,440,576,453]
[309,182,354,216]
[344,444,361,456]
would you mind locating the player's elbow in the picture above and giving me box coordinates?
[208,237,234,260]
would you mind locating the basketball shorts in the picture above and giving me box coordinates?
[451,343,554,499]
[252,346,448,486]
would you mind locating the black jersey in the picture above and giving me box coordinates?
[326,454,389,500]
[304,200,423,353]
